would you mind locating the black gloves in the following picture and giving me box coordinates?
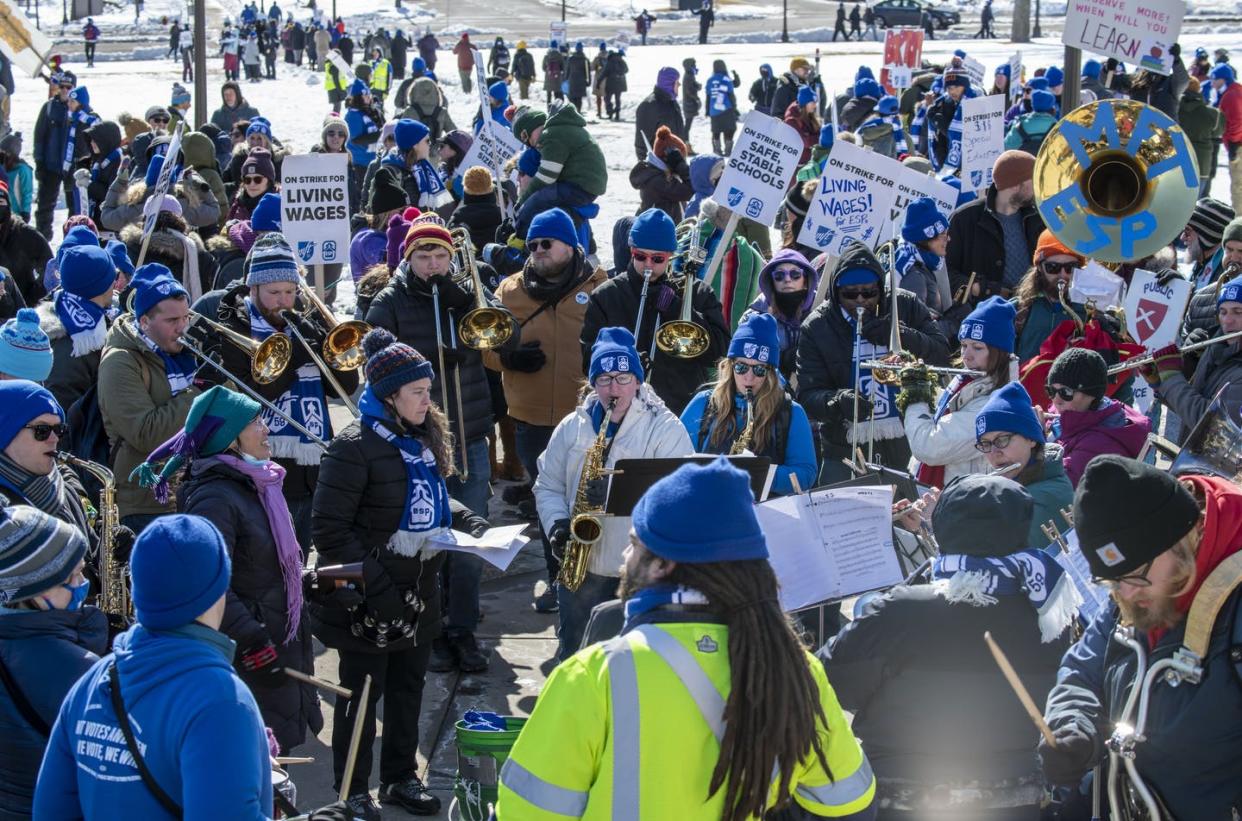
[547,518,571,558]
[860,314,892,346]
[664,147,685,169]
[1154,268,1184,288]
[1039,724,1097,786]
[463,513,490,538]
[501,341,547,373]
[583,476,608,508]
[1185,327,1212,347]
[494,217,516,245]
[824,389,872,425]
[192,354,230,390]
[109,525,137,565]
[239,639,282,685]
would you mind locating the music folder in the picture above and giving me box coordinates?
[605,456,774,516]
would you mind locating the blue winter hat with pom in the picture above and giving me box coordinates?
[0,310,53,382]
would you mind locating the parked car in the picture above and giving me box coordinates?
[871,0,961,29]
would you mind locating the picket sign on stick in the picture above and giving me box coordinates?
[136,121,186,268]
[1062,0,1184,76]
[472,48,511,217]
[337,674,373,802]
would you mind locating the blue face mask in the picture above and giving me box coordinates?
[240,452,270,466]
[43,579,90,612]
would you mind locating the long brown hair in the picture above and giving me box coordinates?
[705,357,783,453]
[1012,265,1043,335]
[666,559,832,821]
[383,395,456,477]
[951,346,1012,392]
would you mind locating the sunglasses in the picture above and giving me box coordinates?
[732,361,769,378]
[25,423,69,441]
[975,432,1016,453]
[631,251,668,265]
[594,373,635,387]
[529,239,557,251]
[839,288,880,301]
[326,130,347,139]
[243,175,267,185]
[1045,385,1078,402]
[1041,260,1078,275]
[1093,561,1153,589]
[771,267,805,283]
[151,117,170,124]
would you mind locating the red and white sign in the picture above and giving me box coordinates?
[1123,268,1192,350]
[881,28,923,94]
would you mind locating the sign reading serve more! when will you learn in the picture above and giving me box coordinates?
[711,110,804,227]
[1062,0,1184,76]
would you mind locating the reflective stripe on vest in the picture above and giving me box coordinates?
[604,634,641,821]
[796,755,875,808]
[499,757,590,816]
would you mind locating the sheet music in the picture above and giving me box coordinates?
[428,525,531,571]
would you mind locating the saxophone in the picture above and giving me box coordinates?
[558,398,615,592]
[730,389,755,455]
[57,453,131,623]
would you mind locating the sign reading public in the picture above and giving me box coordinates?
[1123,268,1192,351]
[712,110,804,227]
[1062,0,1184,76]
[280,153,351,266]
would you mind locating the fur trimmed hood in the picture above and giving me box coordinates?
[35,298,68,341]
[119,222,205,262]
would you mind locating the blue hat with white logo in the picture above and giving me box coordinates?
[957,295,1016,353]
[589,327,645,384]
[727,313,779,365]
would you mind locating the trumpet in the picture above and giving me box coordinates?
[1106,328,1242,376]
[450,227,516,350]
[188,311,292,385]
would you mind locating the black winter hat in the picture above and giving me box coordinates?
[932,474,1034,558]
[368,171,407,215]
[1074,455,1201,579]
[1047,347,1108,399]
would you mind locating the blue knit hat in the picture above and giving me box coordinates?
[517,147,540,177]
[412,56,426,73]
[819,123,835,149]
[526,207,578,247]
[855,77,882,100]
[0,380,62,451]
[975,382,1044,445]
[59,244,116,300]
[1211,63,1235,83]
[58,224,99,259]
[362,327,433,399]
[1026,77,1049,91]
[797,85,818,106]
[395,118,430,151]
[0,309,53,381]
[1045,65,1064,87]
[1082,59,1101,79]
[728,313,780,364]
[901,196,949,243]
[958,295,1016,353]
[130,514,231,629]
[349,77,369,97]
[245,232,299,285]
[836,267,881,287]
[246,118,272,140]
[250,192,282,232]
[1031,89,1056,113]
[995,63,1011,78]
[69,86,90,108]
[132,265,188,318]
[877,95,898,115]
[488,80,509,103]
[589,327,645,384]
[170,82,191,106]
[633,456,767,563]
[1217,275,1242,307]
[106,239,134,277]
[0,505,88,605]
[628,207,677,252]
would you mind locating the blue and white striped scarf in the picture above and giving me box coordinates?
[138,328,196,395]
[932,549,1081,643]
[62,109,99,173]
[54,289,108,357]
[247,298,330,465]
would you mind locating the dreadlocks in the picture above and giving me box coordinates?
[667,558,832,821]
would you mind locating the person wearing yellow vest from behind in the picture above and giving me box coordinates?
[497,456,877,820]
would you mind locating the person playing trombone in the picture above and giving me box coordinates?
[188,231,358,551]
[678,313,816,496]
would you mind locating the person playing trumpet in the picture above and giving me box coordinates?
[189,231,358,552]
[678,313,816,496]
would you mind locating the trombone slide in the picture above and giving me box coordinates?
[1107,328,1242,376]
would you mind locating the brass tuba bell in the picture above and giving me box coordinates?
[1033,99,1199,264]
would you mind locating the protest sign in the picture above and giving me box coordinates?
[141,122,185,238]
[459,122,524,184]
[712,109,804,227]
[326,49,355,83]
[885,65,912,90]
[797,139,899,256]
[0,0,52,77]
[880,27,923,94]
[1008,52,1023,105]
[962,55,986,86]
[1062,0,1184,76]
[1124,268,1192,351]
[960,94,1006,191]
[550,20,567,45]
[280,153,351,267]
[884,165,957,239]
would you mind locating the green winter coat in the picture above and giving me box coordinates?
[1179,89,1224,178]
[181,132,229,229]
[1022,444,1074,551]
[522,103,608,201]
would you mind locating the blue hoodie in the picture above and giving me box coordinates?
[34,623,273,820]
[684,153,722,218]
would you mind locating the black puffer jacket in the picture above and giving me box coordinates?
[178,456,322,752]
[447,190,503,253]
[365,269,515,444]
[310,417,485,654]
[946,184,1045,299]
[580,264,730,415]
[629,156,694,223]
[634,86,684,161]
[840,94,878,132]
[1180,275,1228,343]
[0,217,53,306]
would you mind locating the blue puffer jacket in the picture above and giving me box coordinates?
[32,97,70,173]
[0,606,108,820]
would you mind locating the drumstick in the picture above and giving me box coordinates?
[983,631,1057,748]
[275,756,315,765]
[959,272,977,304]
[338,674,373,802]
[284,667,353,699]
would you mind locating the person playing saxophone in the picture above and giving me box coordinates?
[535,327,692,662]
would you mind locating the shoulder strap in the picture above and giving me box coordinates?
[0,651,50,736]
[1182,551,1242,661]
[108,663,184,819]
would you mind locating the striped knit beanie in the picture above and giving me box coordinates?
[0,309,53,382]
[0,505,88,604]
[1189,198,1236,248]
[245,232,300,286]
[362,327,434,399]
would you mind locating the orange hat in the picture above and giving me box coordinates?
[652,125,687,161]
[403,214,453,257]
[1034,229,1085,266]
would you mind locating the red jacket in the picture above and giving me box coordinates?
[452,37,474,70]
[1219,81,1242,144]
[783,102,816,164]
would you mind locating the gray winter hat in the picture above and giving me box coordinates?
[0,505,88,604]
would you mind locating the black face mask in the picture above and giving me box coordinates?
[773,288,807,315]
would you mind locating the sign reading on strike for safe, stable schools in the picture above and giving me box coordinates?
[1062,0,1184,76]
[798,139,898,255]
[712,110,804,227]
[1124,268,1192,351]
[961,94,1006,191]
[280,153,351,266]
[459,120,524,185]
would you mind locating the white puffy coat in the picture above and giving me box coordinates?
[902,376,999,484]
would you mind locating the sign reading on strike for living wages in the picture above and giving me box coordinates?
[1124,268,1192,351]
[280,153,351,267]
[1062,0,1184,76]
[797,139,899,256]
[711,110,804,227]
[961,94,1006,191]
[880,27,923,94]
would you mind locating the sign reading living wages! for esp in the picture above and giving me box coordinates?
[711,110,804,227]
[797,139,899,256]
[280,153,351,266]
[1062,0,1184,76]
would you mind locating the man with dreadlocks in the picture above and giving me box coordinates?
[497,456,876,820]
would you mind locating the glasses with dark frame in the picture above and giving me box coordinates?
[24,423,69,441]
[1045,385,1078,402]
[975,433,1016,453]
[1093,561,1153,589]
[839,288,880,301]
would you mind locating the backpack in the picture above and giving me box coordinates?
[1012,120,1046,155]
[858,120,897,158]
[63,350,149,502]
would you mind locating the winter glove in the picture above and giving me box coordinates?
[895,362,937,414]
[547,518,571,558]
[494,217,515,245]
[860,314,892,346]
[663,147,685,170]
[72,168,91,186]
[1184,326,1213,347]
[500,340,547,373]
[1152,343,1183,382]
[461,512,489,538]
[239,639,282,685]
[653,282,680,318]
[326,584,365,610]
[110,525,137,565]
[583,476,608,508]
[191,353,231,390]
[308,802,353,821]
[824,389,872,425]
[1039,724,1097,786]
[1154,268,1184,288]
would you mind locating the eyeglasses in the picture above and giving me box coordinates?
[631,251,668,265]
[839,288,880,301]
[770,267,805,283]
[732,362,769,377]
[974,433,1016,453]
[1045,385,1078,402]
[325,130,347,139]
[1093,561,1153,589]
[594,373,635,387]
[529,239,557,251]
[1041,260,1078,275]
[24,423,69,441]
[243,175,267,185]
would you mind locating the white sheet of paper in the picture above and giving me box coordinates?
[1051,529,1112,625]
[428,525,531,571]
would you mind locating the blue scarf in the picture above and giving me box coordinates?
[54,288,108,357]
[247,298,330,465]
[138,327,196,395]
[622,584,709,632]
[894,240,941,283]
[843,308,902,441]
[63,109,99,173]
[90,147,122,183]
[932,549,1081,643]
[359,385,452,557]
[413,158,451,210]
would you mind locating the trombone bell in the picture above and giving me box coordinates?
[189,311,292,385]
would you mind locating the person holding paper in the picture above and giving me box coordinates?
[501,457,876,820]
[536,327,693,661]
[311,328,487,819]
[823,474,1072,820]
[679,313,816,496]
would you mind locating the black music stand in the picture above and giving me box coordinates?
[605,455,774,515]
[821,461,929,502]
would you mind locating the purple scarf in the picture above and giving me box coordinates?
[215,454,304,645]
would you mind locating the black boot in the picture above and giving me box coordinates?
[344,792,383,820]
[427,636,456,673]
[449,631,489,673]
[380,775,441,815]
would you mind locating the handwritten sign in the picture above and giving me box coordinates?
[712,109,804,227]
[798,139,899,255]
[1123,268,1192,350]
[885,165,957,240]
[280,153,351,266]
[880,27,923,94]
[962,55,986,86]
[961,94,1005,191]
[1063,0,1184,76]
